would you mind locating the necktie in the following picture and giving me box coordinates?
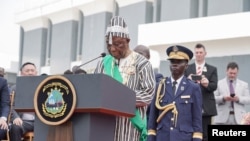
[172,81,177,95]
[229,80,235,108]
[195,66,202,83]
[197,66,202,75]
[229,80,235,94]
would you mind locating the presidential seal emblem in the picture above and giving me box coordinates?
[34,75,76,125]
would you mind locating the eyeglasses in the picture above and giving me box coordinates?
[107,41,127,49]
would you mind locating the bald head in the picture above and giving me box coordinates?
[133,45,150,60]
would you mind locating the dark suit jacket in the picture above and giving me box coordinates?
[0,77,10,118]
[9,85,19,120]
[9,85,25,121]
[185,63,218,116]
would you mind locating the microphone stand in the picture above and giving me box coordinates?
[77,53,106,68]
[78,55,102,68]
[72,53,106,73]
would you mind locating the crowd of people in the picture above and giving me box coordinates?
[1,15,250,141]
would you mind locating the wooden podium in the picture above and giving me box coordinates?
[15,74,136,141]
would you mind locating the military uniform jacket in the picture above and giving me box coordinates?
[147,77,203,141]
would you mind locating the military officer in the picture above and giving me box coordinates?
[147,45,203,141]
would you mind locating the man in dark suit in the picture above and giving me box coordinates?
[0,76,10,139]
[147,45,203,141]
[10,62,37,141]
[184,43,218,141]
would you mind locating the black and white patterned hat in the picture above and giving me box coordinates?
[105,16,130,44]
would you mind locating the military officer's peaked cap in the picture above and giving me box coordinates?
[166,45,193,61]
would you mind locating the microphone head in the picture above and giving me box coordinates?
[72,65,79,73]
[101,52,106,57]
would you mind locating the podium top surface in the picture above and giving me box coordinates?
[15,74,136,117]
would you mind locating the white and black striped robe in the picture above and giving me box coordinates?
[94,52,155,141]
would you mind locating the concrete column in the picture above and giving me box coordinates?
[76,0,114,72]
[17,17,49,74]
[46,8,80,74]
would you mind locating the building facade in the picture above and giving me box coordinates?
[15,0,250,87]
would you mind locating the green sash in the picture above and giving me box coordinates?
[103,55,147,141]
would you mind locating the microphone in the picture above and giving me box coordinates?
[72,52,106,72]
[115,59,120,66]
